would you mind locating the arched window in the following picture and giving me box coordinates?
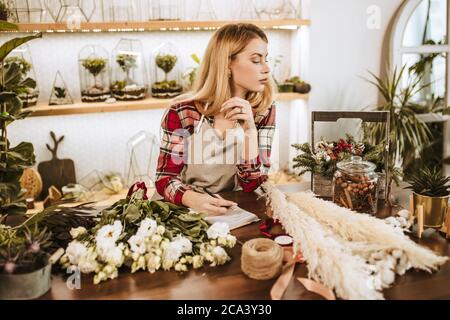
[391,0,449,108]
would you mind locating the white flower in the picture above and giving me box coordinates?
[66,241,88,265]
[78,248,98,273]
[192,255,204,269]
[136,218,157,238]
[128,235,147,255]
[96,220,122,243]
[70,227,87,239]
[96,242,124,266]
[150,234,162,246]
[211,246,230,265]
[164,242,183,263]
[156,225,165,235]
[207,222,230,240]
[173,235,192,254]
[146,254,161,273]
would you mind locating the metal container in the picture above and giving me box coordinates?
[0,263,51,300]
[413,193,449,228]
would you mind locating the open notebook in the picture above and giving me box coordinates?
[201,205,260,230]
[150,192,260,230]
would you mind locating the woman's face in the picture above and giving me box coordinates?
[229,37,271,94]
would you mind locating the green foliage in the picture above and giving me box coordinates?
[152,80,180,90]
[0,23,40,218]
[155,54,177,80]
[405,167,450,197]
[116,53,137,73]
[53,86,66,99]
[4,56,32,75]
[363,65,432,173]
[0,224,51,274]
[82,57,107,77]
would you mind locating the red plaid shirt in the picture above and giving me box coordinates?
[155,100,276,205]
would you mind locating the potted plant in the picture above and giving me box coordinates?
[80,56,110,102]
[405,167,450,228]
[288,76,311,94]
[0,224,53,299]
[1,22,41,219]
[4,55,39,107]
[111,52,146,100]
[363,65,433,202]
[152,53,183,98]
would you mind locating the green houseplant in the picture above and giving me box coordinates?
[0,22,41,218]
[80,55,110,103]
[363,65,433,201]
[152,53,182,98]
[0,21,55,300]
[111,53,146,100]
[405,167,450,228]
[4,55,39,108]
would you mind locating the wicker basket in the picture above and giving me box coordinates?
[312,173,333,198]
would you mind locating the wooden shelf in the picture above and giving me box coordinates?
[11,19,310,33]
[27,93,309,117]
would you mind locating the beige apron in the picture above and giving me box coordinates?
[180,115,245,194]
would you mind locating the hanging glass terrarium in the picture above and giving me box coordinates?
[0,1,14,21]
[49,71,73,105]
[4,44,39,107]
[151,42,183,99]
[111,39,147,101]
[78,45,110,103]
[11,0,46,23]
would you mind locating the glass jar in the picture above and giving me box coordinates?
[111,39,148,101]
[332,156,379,215]
[78,45,111,103]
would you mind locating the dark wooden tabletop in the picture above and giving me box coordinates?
[40,186,450,300]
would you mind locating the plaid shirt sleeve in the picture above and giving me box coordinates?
[237,103,276,192]
[155,105,192,206]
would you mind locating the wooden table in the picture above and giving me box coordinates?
[40,186,450,300]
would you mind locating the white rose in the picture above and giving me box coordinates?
[96,242,124,266]
[136,218,157,238]
[66,241,88,265]
[96,220,122,243]
[70,227,87,239]
[207,222,230,240]
[173,235,192,254]
[163,242,183,264]
[128,235,147,255]
[211,246,229,265]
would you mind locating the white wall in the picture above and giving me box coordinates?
[6,0,407,184]
[308,0,403,140]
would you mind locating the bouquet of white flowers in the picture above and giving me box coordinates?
[60,184,237,284]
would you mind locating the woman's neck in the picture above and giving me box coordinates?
[231,84,248,99]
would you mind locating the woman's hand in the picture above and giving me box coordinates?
[220,97,256,132]
[182,190,237,216]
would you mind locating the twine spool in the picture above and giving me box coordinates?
[241,238,284,280]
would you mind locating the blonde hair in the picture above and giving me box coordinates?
[175,23,275,116]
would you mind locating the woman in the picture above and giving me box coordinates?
[155,23,276,215]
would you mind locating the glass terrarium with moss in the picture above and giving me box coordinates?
[4,44,39,107]
[78,45,110,103]
[151,42,183,99]
[111,39,147,101]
